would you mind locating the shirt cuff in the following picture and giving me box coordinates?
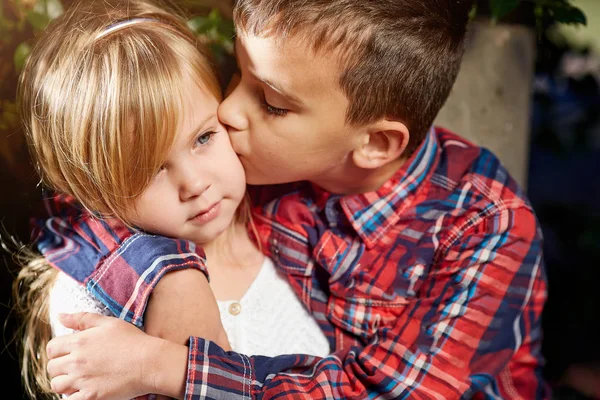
[186,336,252,399]
[87,233,208,327]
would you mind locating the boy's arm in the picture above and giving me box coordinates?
[172,206,547,399]
[41,196,548,398]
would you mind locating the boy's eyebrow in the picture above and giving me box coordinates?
[258,77,304,107]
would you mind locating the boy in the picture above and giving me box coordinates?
[44,0,548,398]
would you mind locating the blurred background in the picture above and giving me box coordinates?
[0,0,598,398]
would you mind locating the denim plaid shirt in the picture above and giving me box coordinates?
[37,127,549,399]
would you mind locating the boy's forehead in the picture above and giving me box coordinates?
[236,33,343,98]
[238,30,332,64]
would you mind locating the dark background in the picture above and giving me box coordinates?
[1,1,599,398]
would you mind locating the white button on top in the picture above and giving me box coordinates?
[229,302,242,315]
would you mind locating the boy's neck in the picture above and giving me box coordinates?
[312,156,408,195]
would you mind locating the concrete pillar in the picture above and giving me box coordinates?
[435,21,536,188]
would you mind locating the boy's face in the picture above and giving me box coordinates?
[218,33,364,189]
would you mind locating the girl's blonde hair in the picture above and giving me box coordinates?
[12,249,59,399]
[14,0,222,397]
[18,0,221,223]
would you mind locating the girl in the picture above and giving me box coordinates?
[12,1,329,399]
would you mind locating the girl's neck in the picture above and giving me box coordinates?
[202,220,262,269]
[201,220,265,301]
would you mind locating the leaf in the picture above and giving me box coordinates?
[468,4,478,21]
[14,42,31,72]
[187,16,207,33]
[188,8,234,52]
[549,5,587,25]
[26,11,50,30]
[217,18,235,39]
[489,0,521,21]
[208,8,221,23]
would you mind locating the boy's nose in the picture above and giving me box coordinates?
[218,87,248,133]
[224,73,240,97]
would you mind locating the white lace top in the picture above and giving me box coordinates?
[48,257,330,357]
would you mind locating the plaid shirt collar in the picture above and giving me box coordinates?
[311,127,440,249]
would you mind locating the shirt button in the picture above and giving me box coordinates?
[228,302,242,316]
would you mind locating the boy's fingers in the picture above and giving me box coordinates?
[58,312,107,330]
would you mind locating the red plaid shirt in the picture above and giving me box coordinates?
[37,127,548,399]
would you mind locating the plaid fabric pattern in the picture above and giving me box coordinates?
[36,196,208,328]
[37,127,548,399]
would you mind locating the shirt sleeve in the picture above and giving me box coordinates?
[181,205,549,399]
[35,195,208,328]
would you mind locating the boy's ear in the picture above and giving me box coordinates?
[352,119,409,169]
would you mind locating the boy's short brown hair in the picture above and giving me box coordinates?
[234,0,474,153]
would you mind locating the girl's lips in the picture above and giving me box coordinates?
[191,201,221,224]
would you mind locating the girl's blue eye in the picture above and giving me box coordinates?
[196,131,216,146]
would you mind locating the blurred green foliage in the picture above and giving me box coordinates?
[489,0,587,25]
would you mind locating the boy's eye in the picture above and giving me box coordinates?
[261,93,288,117]
[195,131,216,147]
[265,103,288,116]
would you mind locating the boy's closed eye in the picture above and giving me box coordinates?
[261,92,289,116]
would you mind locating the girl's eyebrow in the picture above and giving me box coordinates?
[187,114,215,139]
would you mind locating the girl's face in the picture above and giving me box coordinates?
[126,84,246,245]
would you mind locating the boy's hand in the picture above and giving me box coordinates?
[46,312,185,400]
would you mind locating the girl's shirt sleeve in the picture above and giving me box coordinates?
[34,194,208,327]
